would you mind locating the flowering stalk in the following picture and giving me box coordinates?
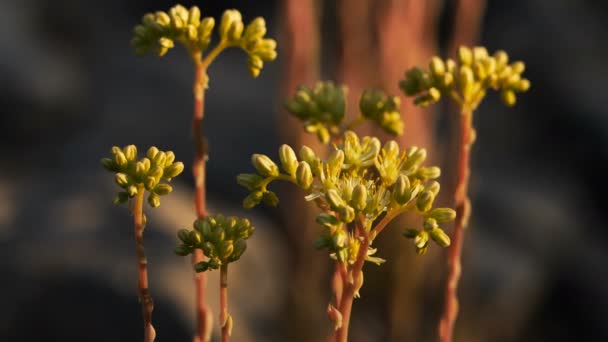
[102,145,185,342]
[131,5,277,340]
[399,46,530,342]
[220,264,230,342]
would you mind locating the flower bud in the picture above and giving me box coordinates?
[430,228,451,247]
[427,208,456,223]
[327,304,343,331]
[426,181,440,196]
[511,61,525,74]
[189,230,202,245]
[123,145,137,161]
[164,162,184,178]
[177,229,191,243]
[423,218,439,231]
[101,158,116,172]
[144,176,157,191]
[251,154,279,177]
[429,56,445,76]
[458,46,473,66]
[338,206,355,223]
[414,230,429,249]
[148,193,160,208]
[299,146,316,165]
[188,6,201,26]
[416,166,441,180]
[114,150,128,169]
[332,229,348,249]
[472,46,488,61]
[236,173,263,191]
[279,144,298,176]
[262,191,279,207]
[327,150,344,176]
[416,190,435,212]
[115,173,129,187]
[316,213,340,228]
[501,89,516,106]
[147,146,159,160]
[351,184,367,211]
[113,192,129,205]
[243,17,266,43]
[295,162,313,189]
[127,185,138,197]
[174,244,191,256]
[326,189,345,209]
[154,183,173,195]
[403,229,418,239]
[243,191,263,209]
[393,175,412,205]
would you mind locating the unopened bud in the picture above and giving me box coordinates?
[279,144,298,176]
[416,190,435,212]
[295,162,313,189]
[430,228,451,247]
[251,154,279,177]
[164,162,184,178]
[427,208,456,223]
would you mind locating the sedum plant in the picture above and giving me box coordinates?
[238,82,455,341]
[131,4,277,341]
[175,215,255,342]
[102,145,185,342]
[400,46,530,342]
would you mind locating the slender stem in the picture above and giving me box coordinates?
[439,108,474,342]
[220,264,230,342]
[201,42,228,70]
[192,58,212,342]
[132,186,156,342]
[334,234,370,342]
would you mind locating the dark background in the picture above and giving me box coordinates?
[1,0,607,341]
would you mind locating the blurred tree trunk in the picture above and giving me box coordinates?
[279,1,329,341]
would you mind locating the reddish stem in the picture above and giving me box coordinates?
[192,59,212,342]
[439,109,473,342]
[332,235,370,342]
[220,264,230,342]
[133,187,156,342]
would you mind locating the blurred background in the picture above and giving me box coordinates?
[1,0,607,341]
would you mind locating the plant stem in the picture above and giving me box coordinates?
[132,186,156,342]
[439,108,474,342]
[220,264,230,342]
[192,58,212,342]
[333,234,370,342]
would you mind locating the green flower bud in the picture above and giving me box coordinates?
[351,184,367,211]
[295,162,313,189]
[148,192,160,208]
[251,154,279,177]
[174,244,192,256]
[194,261,210,272]
[403,229,419,239]
[154,183,173,195]
[416,190,435,212]
[115,173,129,187]
[279,144,298,176]
[164,162,184,178]
[393,175,412,205]
[113,192,129,205]
[177,229,191,243]
[230,239,247,261]
[236,173,264,191]
[189,230,202,245]
[316,213,340,228]
[427,208,456,223]
[416,166,441,180]
[262,191,279,207]
[327,150,345,176]
[243,191,264,209]
[430,228,451,247]
[101,158,116,172]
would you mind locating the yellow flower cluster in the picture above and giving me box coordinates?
[400,46,530,109]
